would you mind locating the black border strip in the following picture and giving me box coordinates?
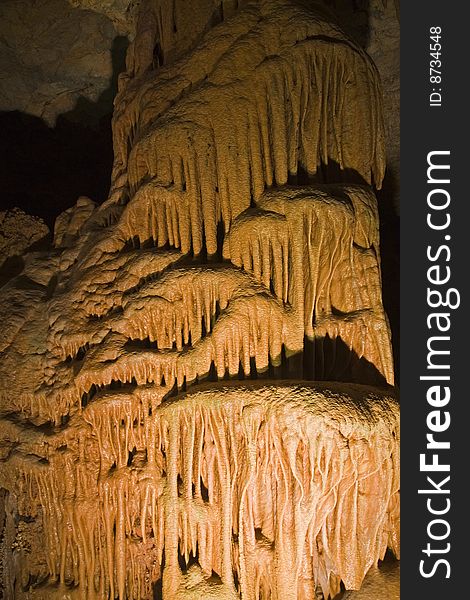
[401,3,468,596]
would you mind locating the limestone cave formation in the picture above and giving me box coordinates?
[0,1,399,598]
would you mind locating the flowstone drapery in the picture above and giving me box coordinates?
[0,1,399,598]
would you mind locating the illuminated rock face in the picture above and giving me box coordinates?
[0,1,399,598]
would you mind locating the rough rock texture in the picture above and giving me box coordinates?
[0,383,399,600]
[366,0,400,213]
[67,0,140,36]
[0,0,121,127]
[0,209,49,270]
[0,1,399,598]
[342,559,399,599]
[320,1,400,211]
[53,197,97,249]
[0,1,399,164]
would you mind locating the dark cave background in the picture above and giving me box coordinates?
[0,0,399,378]
[0,35,128,229]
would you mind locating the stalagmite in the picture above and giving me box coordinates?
[0,1,399,599]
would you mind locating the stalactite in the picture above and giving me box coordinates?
[1,384,399,600]
[225,185,393,384]
[121,41,384,251]
[0,1,398,597]
[108,0,385,228]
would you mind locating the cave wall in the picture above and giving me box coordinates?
[0,0,399,218]
[0,2,400,599]
[0,0,400,370]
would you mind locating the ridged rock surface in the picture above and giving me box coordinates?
[0,1,399,598]
[0,383,399,600]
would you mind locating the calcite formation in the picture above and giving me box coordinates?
[0,1,399,599]
[0,209,49,270]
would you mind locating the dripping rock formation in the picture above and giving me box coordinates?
[0,1,399,599]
